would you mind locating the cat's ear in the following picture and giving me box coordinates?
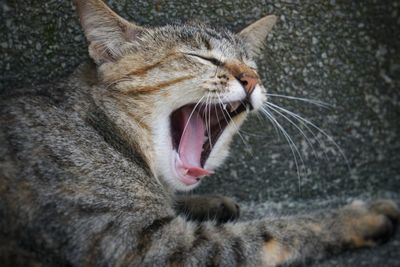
[74,0,144,64]
[239,15,277,57]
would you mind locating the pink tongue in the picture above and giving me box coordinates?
[178,107,211,177]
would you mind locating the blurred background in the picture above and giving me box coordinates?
[1,0,399,266]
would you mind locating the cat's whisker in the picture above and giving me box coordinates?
[214,100,223,132]
[265,102,330,163]
[204,94,209,148]
[265,103,333,187]
[235,98,260,139]
[216,93,251,154]
[215,94,230,127]
[255,107,281,139]
[213,54,224,78]
[266,93,331,108]
[203,95,208,142]
[180,96,206,145]
[106,78,134,90]
[208,94,214,149]
[205,93,213,149]
[265,102,351,172]
[260,106,304,191]
[265,103,319,160]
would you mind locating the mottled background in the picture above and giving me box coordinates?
[1,0,399,266]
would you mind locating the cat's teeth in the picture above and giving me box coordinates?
[228,102,240,112]
[223,104,227,110]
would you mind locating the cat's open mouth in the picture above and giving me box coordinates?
[170,100,249,186]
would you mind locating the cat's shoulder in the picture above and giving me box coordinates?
[0,62,99,129]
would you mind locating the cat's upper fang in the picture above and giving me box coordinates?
[228,101,241,113]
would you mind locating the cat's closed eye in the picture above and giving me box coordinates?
[184,53,223,66]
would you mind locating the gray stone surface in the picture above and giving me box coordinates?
[1,0,399,266]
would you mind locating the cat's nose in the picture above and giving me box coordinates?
[237,73,258,96]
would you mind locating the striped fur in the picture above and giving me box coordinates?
[0,0,398,266]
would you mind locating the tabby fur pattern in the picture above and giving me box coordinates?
[0,0,398,266]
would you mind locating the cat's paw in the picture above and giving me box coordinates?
[211,195,241,223]
[200,195,240,223]
[177,195,240,223]
[195,195,240,223]
[340,199,399,248]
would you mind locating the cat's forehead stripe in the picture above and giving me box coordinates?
[126,53,182,77]
[122,75,194,95]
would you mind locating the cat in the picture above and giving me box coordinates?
[0,0,399,266]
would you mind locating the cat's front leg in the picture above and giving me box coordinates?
[73,199,398,266]
[259,199,400,266]
[174,194,240,223]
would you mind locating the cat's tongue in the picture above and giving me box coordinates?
[176,107,211,185]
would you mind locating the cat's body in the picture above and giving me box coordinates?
[0,0,399,266]
[0,64,175,265]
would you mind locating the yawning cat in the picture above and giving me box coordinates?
[0,0,398,266]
